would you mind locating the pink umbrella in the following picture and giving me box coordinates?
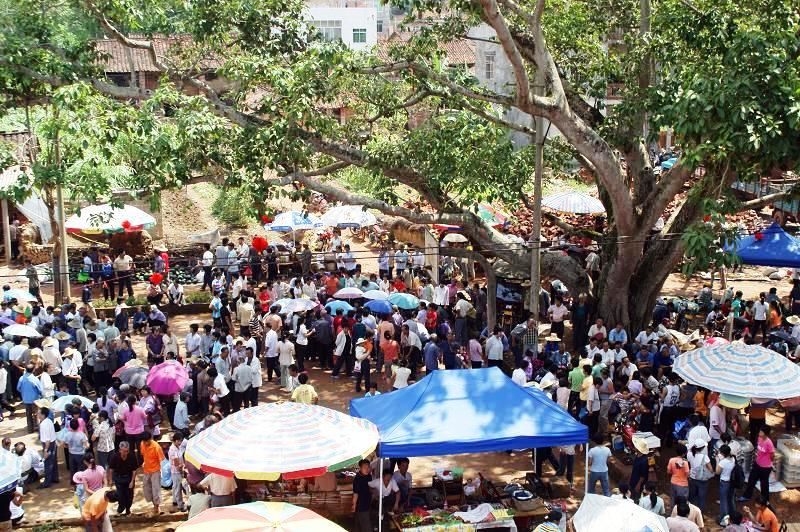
[704,337,730,347]
[146,360,189,395]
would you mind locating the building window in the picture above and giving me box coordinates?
[314,20,342,42]
[353,28,367,43]
[484,51,495,80]
[377,19,383,33]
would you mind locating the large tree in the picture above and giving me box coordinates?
[1,0,798,330]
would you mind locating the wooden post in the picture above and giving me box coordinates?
[1,199,11,264]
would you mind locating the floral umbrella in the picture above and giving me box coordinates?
[184,403,379,480]
[177,501,347,532]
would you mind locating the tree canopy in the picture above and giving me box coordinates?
[0,0,798,329]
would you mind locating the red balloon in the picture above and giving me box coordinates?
[261,214,270,223]
[121,219,132,229]
[149,272,164,284]
[755,232,764,241]
[252,236,269,253]
[703,215,711,222]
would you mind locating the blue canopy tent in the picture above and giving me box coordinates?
[726,222,800,268]
[351,368,589,531]
[350,367,587,457]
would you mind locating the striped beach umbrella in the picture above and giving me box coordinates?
[673,343,800,399]
[184,403,379,480]
[542,191,606,214]
[177,501,347,532]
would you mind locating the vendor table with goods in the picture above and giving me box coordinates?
[393,503,518,532]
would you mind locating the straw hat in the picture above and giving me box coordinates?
[54,331,71,341]
[67,317,82,329]
[632,437,649,455]
[158,434,173,444]
[62,347,76,358]
[12,305,25,314]
[544,334,561,342]
[41,337,56,348]
[28,348,43,359]
[356,337,367,345]
[457,290,472,302]
[787,315,800,326]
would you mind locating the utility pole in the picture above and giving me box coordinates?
[529,72,546,328]
[56,182,70,301]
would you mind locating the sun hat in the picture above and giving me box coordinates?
[633,437,649,455]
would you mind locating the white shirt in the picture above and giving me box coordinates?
[709,405,726,439]
[295,324,309,346]
[246,356,262,388]
[185,333,202,356]
[433,286,449,306]
[369,477,399,497]
[39,417,57,443]
[202,250,214,267]
[548,304,569,322]
[453,299,473,318]
[485,336,504,360]
[753,301,768,321]
[403,331,422,350]
[588,325,607,339]
[635,331,658,345]
[277,341,295,366]
[213,374,229,398]
[392,366,411,389]
[231,363,252,393]
[169,283,184,298]
[687,425,711,454]
[511,368,527,386]
[264,329,278,358]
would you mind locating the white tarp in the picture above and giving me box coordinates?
[572,494,668,532]
[17,193,53,242]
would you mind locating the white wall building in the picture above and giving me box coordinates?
[305,3,378,50]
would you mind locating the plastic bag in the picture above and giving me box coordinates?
[672,418,689,441]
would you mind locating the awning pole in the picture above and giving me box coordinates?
[584,444,589,494]
[378,457,384,532]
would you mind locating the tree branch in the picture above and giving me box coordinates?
[739,187,800,211]
[367,90,431,123]
[476,0,531,107]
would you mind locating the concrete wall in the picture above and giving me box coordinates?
[306,7,378,50]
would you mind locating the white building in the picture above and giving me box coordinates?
[305,0,378,50]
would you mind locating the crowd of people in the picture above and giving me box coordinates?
[0,229,796,532]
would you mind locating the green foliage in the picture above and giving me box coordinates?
[211,186,256,227]
[680,197,742,276]
[185,290,212,304]
[336,166,400,205]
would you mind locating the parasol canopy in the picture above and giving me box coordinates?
[324,300,354,315]
[0,449,20,495]
[333,287,364,300]
[364,299,392,315]
[442,233,468,243]
[388,292,419,310]
[2,289,37,302]
[147,360,190,396]
[112,359,148,378]
[320,205,377,229]
[177,501,347,532]
[116,366,148,389]
[50,394,94,412]
[184,403,379,480]
[542,191,605,214]
[279,298,318,314]
[573,493,668,532]
[361,290,389,301]
[65,204,156,234]
[673,343,800,399]
[2,324,41,338]
[265,211,323,232]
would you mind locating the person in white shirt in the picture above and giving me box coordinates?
[547,298,570,339]
[277,335,295,389]
[379,276,391,293]
[391,360,411,390]
[393,458,413,508]
[230,359,252,412]
[201,244,215,291]
[708,402,726,443]
[432,281,449,307]
[369,469,400,516]
[752,292,769,340]
[301,279,317,300]
[511,359,528,386]
[168,279,185,306]
[263,327,279,383]
[244,349,262,406]
[208,367,231,416]
[587,318,607,341]
[484,327,505,369]
[185,324,202,358]
[686,415,711,455]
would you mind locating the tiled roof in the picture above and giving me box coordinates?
[0,131,34,165]
[377,32,475,66]
[93,35,218,73]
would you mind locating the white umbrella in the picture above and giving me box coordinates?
[362,290,389,300]
[320,205,377,229]
[2,324,42,338]
[333,287,364,300]
[65,204,156,234]
[442,233,468,243]
[280,299,318,314]
[542,191,605,214]
[265,211,322,232]
[573,494,668,532]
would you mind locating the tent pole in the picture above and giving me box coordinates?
[378,457,384,532]
[584,444,589,495]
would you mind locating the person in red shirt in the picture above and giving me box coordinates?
[325,274,339,297]
[333,309,345,334]
[425,304,438,332]
[391,276,406,293]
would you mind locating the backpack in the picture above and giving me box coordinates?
[730,461,745,490]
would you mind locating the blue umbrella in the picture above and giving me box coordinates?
[51,394,94,412]
[324,300,354,314]
[365,299,392,315]
[388,292,420,310]
[661,157,678,169]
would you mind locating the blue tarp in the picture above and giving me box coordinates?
[349,367,588,458]
[726,222,800,268]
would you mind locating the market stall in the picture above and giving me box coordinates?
[350,367,588,531]
[724,222,800,268]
